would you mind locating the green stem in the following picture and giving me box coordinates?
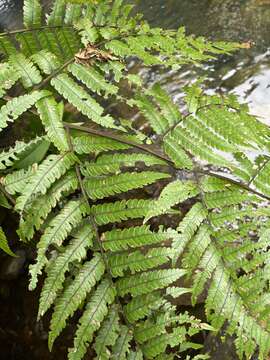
[64,122,270,203]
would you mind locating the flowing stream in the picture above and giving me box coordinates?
[133,0,270,124]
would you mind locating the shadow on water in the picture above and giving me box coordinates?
[1,1,270,359]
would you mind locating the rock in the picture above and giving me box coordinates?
[0,249,26,280]
[203,332,238,360]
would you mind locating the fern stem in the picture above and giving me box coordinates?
[0,25,73,37]
[64,122,270,203]
[34,58,75,91]
[64,123,172,163]
[0,183,16,206]
[247,156,270,187]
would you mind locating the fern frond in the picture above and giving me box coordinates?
[49,254,105,349]
[82,153,167,176]
[145,180,199,222]
[31,50,61,74]
[0,91,49,131]
[9,53,42,88]
[19,171,78,240]
[0,37,16,57]
[92,199,152,225]
[23,0,42,28]
[163,135,193,169]
[64,3,82,25]
[124,291,165,323]
[116,268,186,297]
[0,137,44,170]
[46,0,66,26]
[73,134,130,154]
[141,327,190,359]
[0,226,16,256]
[29,199,89,290]
[68,279,116,360]
[172,203,207,260]
[102,225,170,252]
[111,325,132,360]
[68,63,118,98]
[36,96,69,152]
[15,152,77,212]
[2,1,268,358]
[51,74,122,130]
[146,84,181,128]
[84,171,170,200]
[93,305,120,360]
[38,224,93,318]
[109,247,175,277]
[2,166,37,195]
[0,63,20,97]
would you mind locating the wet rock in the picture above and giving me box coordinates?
[203,333,238,360]
[0,249,26,280]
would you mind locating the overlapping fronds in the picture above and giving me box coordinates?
[1,0,270,359]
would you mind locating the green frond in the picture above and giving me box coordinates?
[23,0,42,28]
[68,63,118,98]
[165,127,231,167]
[102,225,170,252]
[2,167,37,195]
[64,3,82,25]
[36,96,69,152]
[84,171,170,200]
[145,180,199,222]
[129,95,169,135]
[116,268,186,297]
[73,134,130,154]
[111,325,132,360]
[141,326,187,359]
[31,50,61,74]
[0,137,44,170]
[0,63,20,97]
[38,224,94,318]
[146,84,181,128]
[15,152,77,212]
[92,199,153,225]
[0,226,16,256]
[163,135,193,169]
[81,153,167,176]
[0,37,16,57]
[172,202,207,259]
[0,91,49,131]
[47,0,66,26]
[2,1,270,358]
[127,350,143,360]
[9,53,42,88]
[19,171,78,240]
[51,74,122,130]
[108,247,175,277]
[204,188,251,209]
[93,306,120,360]
[29,199,89,290]
[49,254,105,349]
[68,279,116,360]
[124,291,165,323]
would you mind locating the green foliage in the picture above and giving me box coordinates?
[0,0,269,359]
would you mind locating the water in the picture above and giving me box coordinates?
[1,0,270,123]
[0,0,23,30]
[133,0,270,124]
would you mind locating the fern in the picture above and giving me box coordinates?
[1,0,270,359]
